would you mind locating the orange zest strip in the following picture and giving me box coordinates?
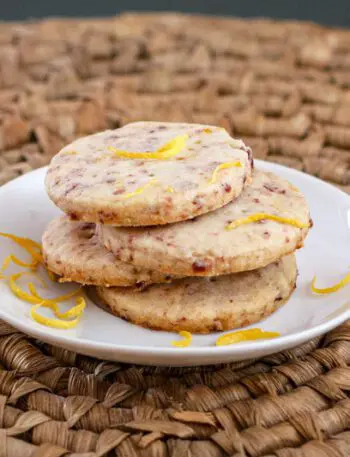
[9,273,42,304]
[0,232,43,264]
[28,282,45,298]
[30,295,86,320]
[54,296,86,320]
[216,328,280,346]
[9,272,81,305]
[209,161,242,184]
[30,297,86,329]
[1,232,86,330]
[311,272,350,294]
[225,213,309,231]
[109,134,188,160]
[157,134,188,154]
[29,248,43,264]
[171,331,193,348]
[0,232,42,250]
[120,179,158,199]
[2,254,37,272]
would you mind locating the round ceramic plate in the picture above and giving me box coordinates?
[0,161,349,366]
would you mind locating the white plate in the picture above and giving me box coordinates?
[0,161,349,366]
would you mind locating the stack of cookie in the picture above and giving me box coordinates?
[43,122,311,333]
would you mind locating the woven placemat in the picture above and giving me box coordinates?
[0,12,350,456]
[0,319,349,456]
[0,13,349,191]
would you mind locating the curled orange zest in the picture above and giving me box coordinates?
[0,232,41,250]
[0,232,43,264]
[2,254,37,271]
[29,294,86,320]
[1,232,86,330]
[9,273,80,305]
[9,272,44,304]
[216,328,280,346]
[311,272,350,294]
[225,213,309,231]
[172,331,192,348]
[109,134,188,160]
[120,179,158,199]
[209,161,242,184]
[30,297,86,329]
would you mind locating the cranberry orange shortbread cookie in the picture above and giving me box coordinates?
[42,216,174,287]
[101,171,311,276]
[96,254,297,333]
[45,122,252,226]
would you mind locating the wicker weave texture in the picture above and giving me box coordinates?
[0,320,349,455]
[0,14,349,192]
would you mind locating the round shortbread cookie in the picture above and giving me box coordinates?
[45,122,253,226]
[42,216,173,287]
[100,170,311,276]
[95,254,297,334]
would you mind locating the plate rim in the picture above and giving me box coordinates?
[0,161,349,360]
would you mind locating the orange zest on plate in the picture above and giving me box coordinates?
[216,328,280,346]
[2,254,37,271]
[8,272,80,305]
[311,272,350,294]
[9,272,45,304]
[0,232,85,329]
[108,134,188,160]
[0,232,43,264]
[0,232,41,250]
[31,297,86,329]
[225,213,309,231]
[171,331,193,347]
[208,161,242,184]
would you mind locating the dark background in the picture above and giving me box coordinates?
[1,0,350,27]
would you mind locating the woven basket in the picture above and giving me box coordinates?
[0,13,349,456]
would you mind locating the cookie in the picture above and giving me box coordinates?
[95,254,297,333]
[100,170,311,276]
[42,216,174,287]
[45,122,253,226]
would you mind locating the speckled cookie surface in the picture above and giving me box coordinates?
[42,216,173,287]
[95,254,297,333]
[45,122,252,226]
[100,170,311,276]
